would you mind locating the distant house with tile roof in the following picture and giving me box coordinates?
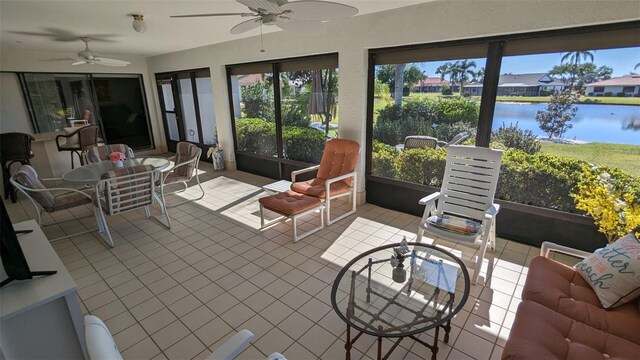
[463,73,568,96]
[412,77,453,93]
[237,73,266,87]
[584,75,640,97]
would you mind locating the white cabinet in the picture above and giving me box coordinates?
[0,220,87,359]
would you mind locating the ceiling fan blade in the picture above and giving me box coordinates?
[281,0,358,21]
[276,18,323,33]
[230,18,262,34]
[170,12,255,18]
[9,29,117,42]
[72,60,88,66]
[237,0,282,13]
[39,57,77,62]
[93,57,130,67]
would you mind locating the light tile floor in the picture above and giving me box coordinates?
[5,163,579,360]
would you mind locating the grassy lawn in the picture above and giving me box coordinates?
[541,142,640,176]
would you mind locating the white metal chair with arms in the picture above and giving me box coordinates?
[158,141,204,207]
[10,165,96,241]
[93,165,171,247]
[290,138,360,226]
[416,145,503,284]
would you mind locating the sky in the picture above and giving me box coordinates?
[412,47,640,79]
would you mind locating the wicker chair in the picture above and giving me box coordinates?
[55,125,99,169]
[1,132,34,203]
[404,135,438,150]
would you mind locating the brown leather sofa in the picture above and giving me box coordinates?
[503,242,640,359]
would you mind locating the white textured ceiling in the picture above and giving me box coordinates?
[0,0,429,57]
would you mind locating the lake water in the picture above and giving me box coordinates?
[492,103,640,145]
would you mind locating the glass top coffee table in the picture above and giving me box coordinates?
[331,242,470,360]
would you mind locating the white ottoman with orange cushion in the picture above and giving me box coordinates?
[258,190,324,242]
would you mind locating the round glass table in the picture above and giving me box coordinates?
[62,157,171,184]
[331,242,470,360]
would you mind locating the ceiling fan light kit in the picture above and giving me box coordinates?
[132,14,147,34]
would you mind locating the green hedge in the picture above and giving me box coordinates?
[373,96,479,145]
[283,127,326,164]
[370,145,640,213]
[372,140,399,179]
[497,150,584,211]
[235,118,276,156]
[241,83,275,122]
[236,118,326,164]
[432,97,479,125]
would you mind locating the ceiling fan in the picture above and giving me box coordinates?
[170,0,358,34]
[71,37,130,67]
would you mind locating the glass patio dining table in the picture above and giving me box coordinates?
[62,157,171,184]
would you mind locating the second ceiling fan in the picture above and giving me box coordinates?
[170,0,358,34]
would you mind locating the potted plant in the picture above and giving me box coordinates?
[390,237,410,283]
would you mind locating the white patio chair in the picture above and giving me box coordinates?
[158,141,204,207]
[156,142,204,207]
[436,131,470,149]
[94,165,170,247]
[10,165,96,241]
[84,315,287,360]
[416,145,503,284]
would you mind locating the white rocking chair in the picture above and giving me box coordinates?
[416,145,503,284]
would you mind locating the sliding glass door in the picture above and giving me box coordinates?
[21,73,99,133]
[92,74,153,149]
[155,69,216,155]
[18,72,154,150]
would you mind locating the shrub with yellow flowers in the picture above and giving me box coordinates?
[573,166,640,243]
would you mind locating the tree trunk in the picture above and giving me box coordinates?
[394,64,405,105]
[325,69,333,136]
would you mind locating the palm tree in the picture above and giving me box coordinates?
[453,59,477,95]
[436,63,452,94]
[473,67,485,83]
[436,63,451,81]
[635,63,640,70]
[561,50,594,90]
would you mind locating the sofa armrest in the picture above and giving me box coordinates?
[540,241,592,259]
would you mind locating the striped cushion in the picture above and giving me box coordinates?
[426,214,482,235]
[173,142,199,179]
[13,165,55,212]
[99,165,154,214]
[87,144,134,163]
[52,189,93,211]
